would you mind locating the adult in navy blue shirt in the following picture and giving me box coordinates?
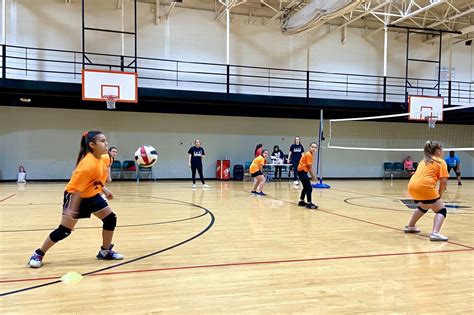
[188,139,210,188]
[445,151,462,186]
[288,137,304,185]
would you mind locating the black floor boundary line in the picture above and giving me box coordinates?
[0,194,215,297]
[0,201,206,233]
[243,189,473,250]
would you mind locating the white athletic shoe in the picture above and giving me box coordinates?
[96,244,124,260]
[203,184,210,188]
[28,251,44,268]
[430,232,448,241]
[293,180,299,185]
[403,225,420,233]
[192,184,196,188]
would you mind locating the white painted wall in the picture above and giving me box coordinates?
[1,1,472,180]
[3,0,473,82]
[1,106,473,180]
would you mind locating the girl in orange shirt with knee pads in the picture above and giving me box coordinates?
[404,141,449,241]
[297,142,318,210]
[28,131,123,268]
[250,149,268,196]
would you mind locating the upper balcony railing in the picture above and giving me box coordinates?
[1,44,472,106]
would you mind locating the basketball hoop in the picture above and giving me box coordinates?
[104,95,118,110]
[427,115,438,129]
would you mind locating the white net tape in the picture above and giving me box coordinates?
[328,105,474,151]
[105,95,118,110]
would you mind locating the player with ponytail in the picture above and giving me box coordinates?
[404,141,450,241]
[28,131,123,268]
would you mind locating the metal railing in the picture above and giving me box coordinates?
[1,44,472,106]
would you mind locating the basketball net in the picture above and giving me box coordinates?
[104,95,118,110]
[427,115,437,129]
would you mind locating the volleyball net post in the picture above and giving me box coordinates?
[313,109,331,189]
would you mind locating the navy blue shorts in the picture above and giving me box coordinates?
[251,170,263,177]
[62,191,108,219]
[447,165,460,174]
[414,197,440,204]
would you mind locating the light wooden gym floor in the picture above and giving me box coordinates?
[1,179,473,313]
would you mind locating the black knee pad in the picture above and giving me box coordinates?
[417,206,428,213]
[455,170,461,176]
[437,208,447,218]
[102,212,117,231]
[49,225,72,243]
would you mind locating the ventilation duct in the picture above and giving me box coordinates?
[282,0,364,35]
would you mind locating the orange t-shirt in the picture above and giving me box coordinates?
[407,157,449,200]
[103,153,112,168]
[297,151,313,173]
[250,156,265,174]
[65,153,110,198]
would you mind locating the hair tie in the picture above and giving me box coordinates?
[83,131,88,137]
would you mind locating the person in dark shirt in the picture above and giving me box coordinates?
[188,139,210,188]
[288,137,304,185]
[271,145,285,180]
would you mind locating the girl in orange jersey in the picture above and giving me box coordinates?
[404,141,449,241]
[250,149,268,196]
[28,131,123,268]
[297,142,318,209]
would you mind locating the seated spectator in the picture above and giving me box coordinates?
[403,156,415,175]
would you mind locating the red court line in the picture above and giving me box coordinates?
[317,208,473,249]
[267,192,474,250]
[0,194,15,203]
[2,248,472,284]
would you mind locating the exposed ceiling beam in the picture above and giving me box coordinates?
[260,0,278,13]
[155,0,160,25]
[165,1,177,19]
[423,25,474,44]
[263,0,297,26]
[215,0,246,21]
[364,0,447,38]
[311,1,390,42]
[445,1,460,14]
[453,36,474,45]
[428,8,474,28]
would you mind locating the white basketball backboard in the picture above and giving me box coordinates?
[82,69,138,103]
[408,95,444,121]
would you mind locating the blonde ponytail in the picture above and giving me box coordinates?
[423,140,442,164]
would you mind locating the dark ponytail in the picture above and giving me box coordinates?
[76,131,103,165]
[254,143,263,156]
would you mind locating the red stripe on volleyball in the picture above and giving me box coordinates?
[140,146,150,164]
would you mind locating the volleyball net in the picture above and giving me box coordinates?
[328,105,474,152]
